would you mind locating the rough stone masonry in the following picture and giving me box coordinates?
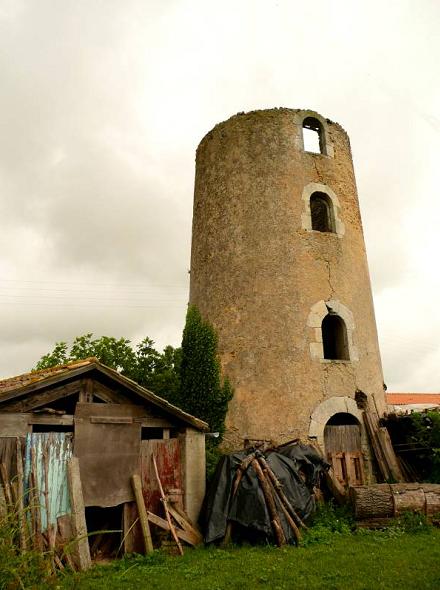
[189,108,387,469]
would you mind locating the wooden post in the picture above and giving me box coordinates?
[131,474,154,554]
[16,438,27,551]
[67,458,91,571]
[0,462,13,508]
[30,447,44,551]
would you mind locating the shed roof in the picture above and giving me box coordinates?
[0,358,209,431]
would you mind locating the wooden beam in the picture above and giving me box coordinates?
[28,415,74,426]
[2,381,80,413]
[146,511,200,546]
[79,379,94,403]
[67,458,91,571]
[90,381,134,405]
[140,418,173,428]
[90,416,133,425]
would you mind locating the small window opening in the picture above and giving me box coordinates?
[32,424,73,433]
[302,117,323,154]
[322,314,349,360]
[141,427,164,440]
[310,192,335,232]
[327,412,359,426]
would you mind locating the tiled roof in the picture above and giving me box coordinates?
[0,358,98,395]
[387,393,440,405]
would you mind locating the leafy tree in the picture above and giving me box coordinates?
[33,333,181,406]
[179,305,233,439]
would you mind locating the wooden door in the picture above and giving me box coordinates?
[325,424,365,486]
[140,439,183,515]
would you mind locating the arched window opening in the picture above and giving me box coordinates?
[302,117,323,154]
[322,314,349,360]
[310,192,335,232]
[327,412,359,426]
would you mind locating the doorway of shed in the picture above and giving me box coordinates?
[324,412,364,487]
[85,504,123,561]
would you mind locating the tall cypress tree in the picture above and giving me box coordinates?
[180,305,233,439]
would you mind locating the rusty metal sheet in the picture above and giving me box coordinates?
[140,439,182,515]
[24,432,73,531]
[0,414,30,437]
[74,403,142,507]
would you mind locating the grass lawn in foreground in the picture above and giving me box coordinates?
[61,529,440,590]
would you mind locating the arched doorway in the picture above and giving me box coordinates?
[324,413,364,486]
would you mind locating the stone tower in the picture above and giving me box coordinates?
[189,108,387,478]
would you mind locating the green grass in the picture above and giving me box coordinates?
[58,529,440,590]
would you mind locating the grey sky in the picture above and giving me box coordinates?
[0,0,439,391]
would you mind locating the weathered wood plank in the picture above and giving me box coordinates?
[146,510,201,546]
[0,414,30,436]
[28,415,74,426]
[89,416,133,424]
[67,458,91,571]
[131,474,154,554]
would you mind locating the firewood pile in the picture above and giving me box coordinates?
[201,442,329,546]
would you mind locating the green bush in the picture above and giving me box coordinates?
[180,305,233,439]
[403,411,440,482]
[301,501,353,546]
[0,509,55,590]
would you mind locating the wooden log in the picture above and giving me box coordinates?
[350,483,440,520]
[265,474,302,544]
[67,458,91,571]
[152,455,183,556]
[251,459,286,546]
[131,474,154,555]
[257,455,307,530]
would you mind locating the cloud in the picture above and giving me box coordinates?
[0,0,439,392]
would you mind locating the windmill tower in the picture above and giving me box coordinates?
[189,108,387,483]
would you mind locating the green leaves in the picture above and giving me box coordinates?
[33,334,182,406]
[32,305,233,434]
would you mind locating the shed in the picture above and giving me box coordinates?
[0,358,208,562]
